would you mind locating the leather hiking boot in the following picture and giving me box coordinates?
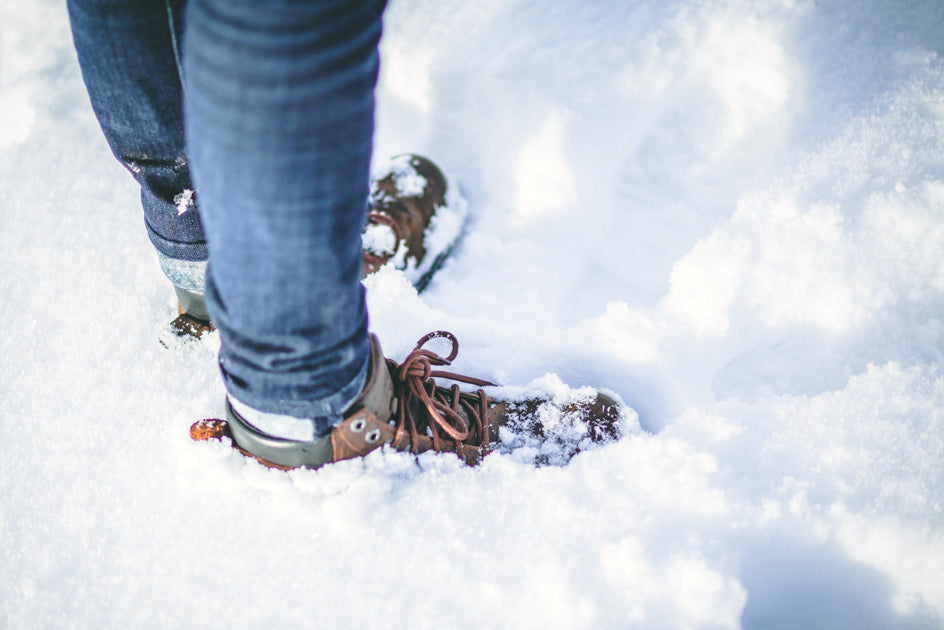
[384,331,625,466]
[167,155,463,341]
[190,331,626,469]
[362,155,467,292]
[157,255,214,340]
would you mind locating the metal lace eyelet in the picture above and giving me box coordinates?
[350,418,367,432]
[365,428,382,444]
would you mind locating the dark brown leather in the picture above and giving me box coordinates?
[170,312,215,339]
[362,155,447,276]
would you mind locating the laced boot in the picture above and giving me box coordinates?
[167,155,461,340]
[380,331,624,465]
[190,331,625,469]
[361,155,466,292]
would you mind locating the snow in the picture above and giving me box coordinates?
[2,0,944,627]
[174,189,194,216]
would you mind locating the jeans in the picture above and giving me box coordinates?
[68,0,384,429]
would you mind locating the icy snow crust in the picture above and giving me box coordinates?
[3,0,944,628]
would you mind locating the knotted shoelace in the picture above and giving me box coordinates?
[392,331,496,458]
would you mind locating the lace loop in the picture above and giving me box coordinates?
[391,331,495,459]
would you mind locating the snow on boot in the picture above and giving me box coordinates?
[361,155,467,292]
[190,331,627,469]
[166,155,463,341]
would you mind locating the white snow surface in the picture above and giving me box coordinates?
[2,0,944,628]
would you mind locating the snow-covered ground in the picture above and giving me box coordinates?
[2,0,943,627]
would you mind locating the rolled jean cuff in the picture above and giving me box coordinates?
[226,348,370,438]
[145,220,209,263]
[142,188,208,263]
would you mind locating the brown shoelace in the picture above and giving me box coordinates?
[392,331,496,459]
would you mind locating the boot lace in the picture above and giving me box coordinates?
[391,331,495,459]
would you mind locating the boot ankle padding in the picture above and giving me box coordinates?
[225,334,395,469]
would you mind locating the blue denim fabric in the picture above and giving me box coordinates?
[69,0,384,429]
[68,0,207,263]
[185,0,382,424]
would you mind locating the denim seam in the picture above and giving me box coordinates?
[164,0,186,96]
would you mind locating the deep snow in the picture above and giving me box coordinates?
[1,0,943,628]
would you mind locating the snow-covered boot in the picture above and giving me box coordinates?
[190,331,626,469]
[361,155,466,292]
[167,155,462,339]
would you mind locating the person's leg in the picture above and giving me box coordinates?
[184,0,386,435]
[67,0,208,296]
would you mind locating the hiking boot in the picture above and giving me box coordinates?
[362,155,467,292]
[166,155,463,340]
[156,254,214,340]
[190,330,626,469]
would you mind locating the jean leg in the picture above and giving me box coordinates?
[68,0,207,265]
[184,0,385,426]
